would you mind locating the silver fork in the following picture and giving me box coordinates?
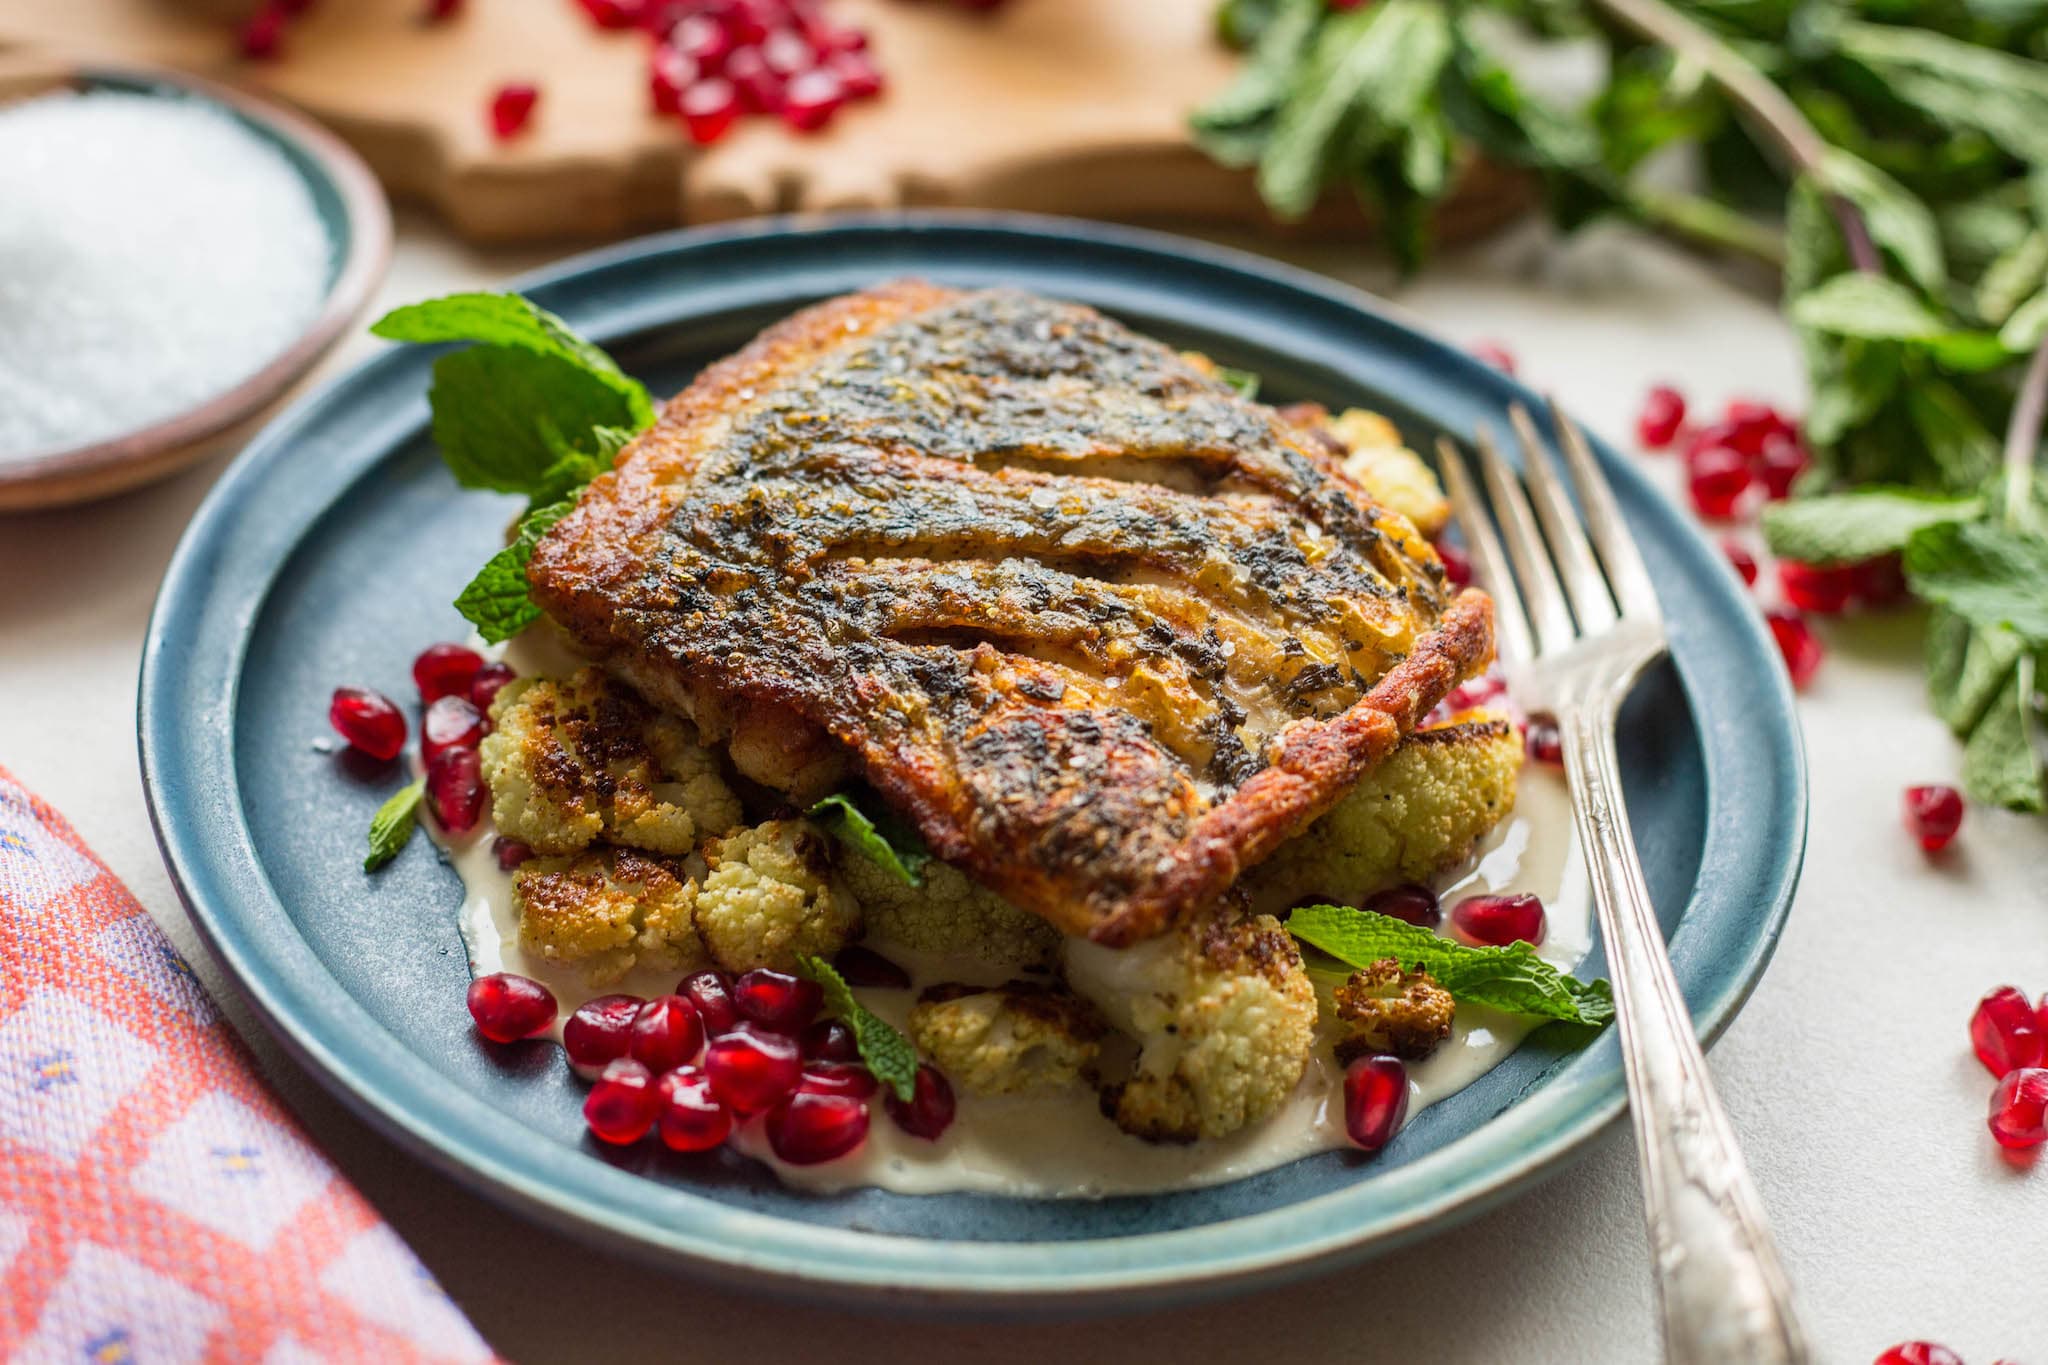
[1435,402,1809,1365]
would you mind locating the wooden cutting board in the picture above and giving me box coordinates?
[0,0,1529,243]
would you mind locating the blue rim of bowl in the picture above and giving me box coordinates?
[140,211,1806,1312]
[0,61,391,504]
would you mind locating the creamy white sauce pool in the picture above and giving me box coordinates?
[425,634,1590,1199]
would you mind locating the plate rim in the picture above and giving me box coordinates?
[139,210,1807,1312]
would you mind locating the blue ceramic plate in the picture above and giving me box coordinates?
[140,214,1804,1314]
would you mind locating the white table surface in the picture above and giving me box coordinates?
[2,209,2043,1363]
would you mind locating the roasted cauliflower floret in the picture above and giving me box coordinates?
[908,982,1107,1096]
[1246,714,1521,914]
[1325,407,1451,537]
[841,853,1059,966]
[1068,904,1319,1143]
[692,819,861,972]
[1332,958,1456,1063]
[479,667,742,857]
[513,848,706,985]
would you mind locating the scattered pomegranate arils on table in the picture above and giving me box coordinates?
[329,687,407,761]
[489,83,540,141]
[679,78,742,145]
[1722,540,1758,587]
[628,994,706,1073]
[884,1064,956,1140]
[704,1022,803,1112]
[725,47,787,114]
[425,746,486,832]
[733,968,823,1033]
[1765,610,1824,690]
[1848,554,1908,606]
[1876,1345,1965,1365]
[1755,434,1808,499]
[1451,892,1546,947]
[799,1061,879,1099]
[492,836,534,871]
[577,0,643,27]
[767,1089,870,1164]
[240,5,288,59]
[678,968,740,1035]
[423,0,463,21]
[1722,399,1793,456]
[412,641,484,702]
[563,993,644,1073]
[656,1066,733,1151]
[1342,1055,1409,1151]
[1778,560,1855,615]
[468,661,517,710]
[802,1018,861,1063]
[1435,540,1471,589]
[1988,1067,2048,1149]
[649,46,697,114]
[584,1057,661,1144]
[782,67,847,131]
[1903,784,1964,853]
[1361,883,1440,928]
[1686,445,1752,521]
[1636,384,1686,449]
[466,972,557,1043]
[1970,986,2046,1078]
[671,14,736,69]
[832,944,911,990]
[421,695,488,761]
[1524,715,1563,766]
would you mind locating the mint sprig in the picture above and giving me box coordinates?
[1289,904,1615,1028]
[364,778,425,872]
[809,791,931,888]
[795,955,918,1102]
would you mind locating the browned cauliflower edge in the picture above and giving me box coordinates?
[513,847,705,986]
[692,818,861,973]
[1331,958,1456,1064]
[907,982,1107,1097]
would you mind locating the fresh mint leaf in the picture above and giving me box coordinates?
[1961,664,2045,811]
[1927,605,2029,736]
[1792,273,1949,340]
[364,778,425,872]
[1905,380,2002,490]
[454,498,574,644]
[1761,487,1984,565]
[1998,288,2048,352]
[1819,151,1947,297]
[1216,366,1262,400]
[372,291,654,428]
[1975,231,2048,325]
[1905,520,2048,642]
[419,345,642,500]
[1288,904,1614,1027]
[1834,21,2048,166]
[809,791,931,887]
[796,955,918,1102]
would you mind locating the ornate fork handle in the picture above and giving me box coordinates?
[1560,676,1809,1365]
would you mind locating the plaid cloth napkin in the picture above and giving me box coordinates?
[0,765,496,1364]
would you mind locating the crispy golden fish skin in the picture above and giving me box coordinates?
[528,282,1494,947]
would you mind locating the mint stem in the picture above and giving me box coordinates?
[1584,0,1882,274]
[2003,335,2048,534]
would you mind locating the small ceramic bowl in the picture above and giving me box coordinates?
[0,59,391,511]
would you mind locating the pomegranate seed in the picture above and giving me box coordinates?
[679,77,740,144]
[704,1022,802,1113]
[583,1057,659,1145]
[1876,1345,1964,1365]
[490,83,540,140]
[577,0,642,27]
[766,1090,869,1164]
[425,746,485,832]
[492,837,534,871]
[1435,541,1471,589]
[816,25,868,54]
[422,695,487,761]
[1970,986,2046,1078]
[423,0,461,21]
[1766,611,1823,689]
[1722,540,1758,586]
[1903,784,1964,853]
[733,969,822,1033]
[799,1061,879,1099]
[412,642,484,702]
[1989,1068,2048,1148]
[1469,340,1516,375]
[1636,385,1686,449]
[803,1018,861,1062]
[1848,554,1908,606]
[629,994,706,1073]
[1451,892,1546,947]
[1444,673,1505,712]
[1524,715,1563,766]
[678,969,740,1035]
[330,688,407,761]
[1723,399,1791,457]
[885,1064,956,1140]
[649,46,698,114]
[724,0,771,44]
[827,51,884,99]
[726,47,786,114]
[563,993,643,1073]
[1687,445,1752,520]
[1342,1055,1410,1151]
[468,661,516,710]
[832,945,911,990]
[781,67,844,131]
[1756,434,1809,499]
[671,14,734,69]
[465,972,557,1042]
[656,1066,732,1151]
[1684,422,1742,465]
[1361,883,1440,928]
[239,5,287,59]
[1778,560,1854,615]
[759,26,812,75]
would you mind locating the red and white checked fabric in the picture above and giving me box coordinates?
[0,765,497,1364]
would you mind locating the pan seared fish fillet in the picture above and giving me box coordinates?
[528,282,1494,947]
